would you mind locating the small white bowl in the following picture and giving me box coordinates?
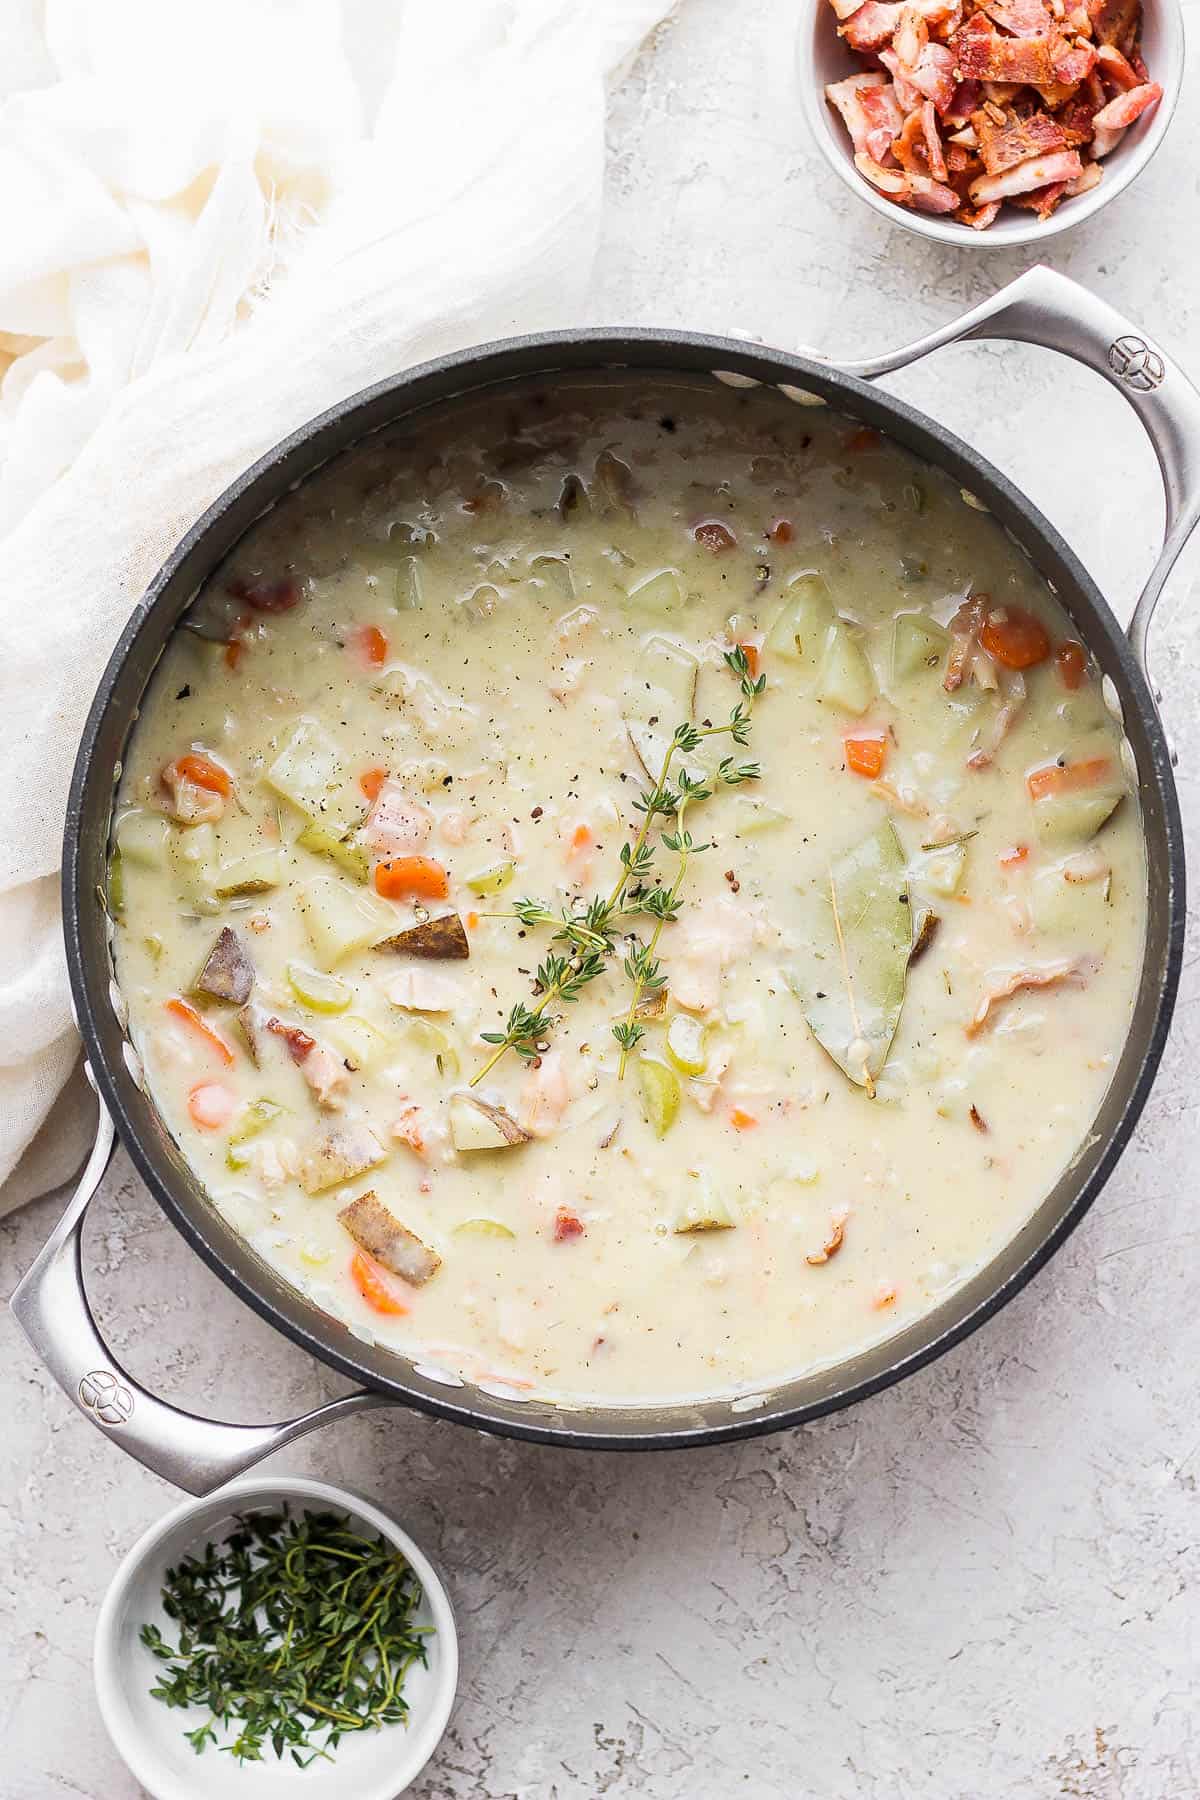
[798,0,1184,247]
[94,1475,458,1800]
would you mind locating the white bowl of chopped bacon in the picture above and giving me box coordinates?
[800,0,1182,242]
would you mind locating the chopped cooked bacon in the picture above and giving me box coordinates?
[972,104,1067,173]
[826,74,905,162]
[944,592,988,691]
[1063,158,1102,195]
[822,0,1152,228]
[841,0,905,50]
[855,151,961,211]
[966,958,1086,1036]
[954,12,1056,84]
[880,47,924,111]
[909,41,958,112]
[1088,0,1139,51]
[981,0,1053,35]
[1096,42,1140,88]
[921,99,949,177]
[969,146,1082,202]
[1056,93,1102,143]
[1091,79,1161,129]
[1011,178,1070,218]
[966,670,1027,767]
[894,4,929,67]
[946,78,983,123]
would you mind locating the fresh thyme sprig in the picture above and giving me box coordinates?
[472,647,764,1083]
[139,1508,430,1767]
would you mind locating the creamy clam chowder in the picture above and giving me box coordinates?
[109,375,1145,1406]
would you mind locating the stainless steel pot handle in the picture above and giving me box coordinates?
[10,1080,390,1495]
[837,264,1200,705]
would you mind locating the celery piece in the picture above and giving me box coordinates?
[226,1099,283,1170]
[328,1014,393,1073]
[638,1057,680,1138]
[665,1015,708,1078]
[296,822,369,884]
[454,1218,517,1240]
[116,811,171,867]
[288,961,352,1013]
[466,861,515,897]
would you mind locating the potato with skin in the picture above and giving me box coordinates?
[194,927,255,1004]
[374,913,470,959]
[300,1123,388,1194]
[448,1093,530,1151]
[338,1191,442,1286]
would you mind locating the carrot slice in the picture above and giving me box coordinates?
[354,624,389,668]
[1055,640,1087,690]
[1026,756,1111,801]
[166,752,232,798]
[844,732,887,779]
[768,518,794,545]
[359,766,388,802]
[187,1081,235,1130]
[729,1107,758,1131]
[165,998,235,1066]
[999,843,1029,867]
[567,823,592,859]
[738,642,761,679]
[845,426,880,453]
[350,1248,410,1315]
[980,606,1050,671]
[374,855,449,900]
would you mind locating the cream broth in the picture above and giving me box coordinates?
[109,375,1145,1405]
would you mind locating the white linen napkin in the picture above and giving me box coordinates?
[0,0,675,1213]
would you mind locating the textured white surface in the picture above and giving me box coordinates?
[3,2,1199,1794]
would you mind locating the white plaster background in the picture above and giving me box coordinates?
[2,2,1198,1794]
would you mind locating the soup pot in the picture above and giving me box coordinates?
[12,267,1197,1494]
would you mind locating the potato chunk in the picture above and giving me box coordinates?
[338,1191,441,1286]
[300,1123,388,1194]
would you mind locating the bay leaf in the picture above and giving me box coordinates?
[799,819,909,1096]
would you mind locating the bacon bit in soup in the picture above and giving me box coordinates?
[187,1081,235,1130]
[359,766,388,801]
[349,1247,410,1315]
[1055,640,1087,690]
[374,855,449,900]
[966,957,1085,1036]
[1026,755,1111,800]
[353,623,388,668]
[806,1210,848,1266]
[729,1107,758,1131]
[823,0,1160,230]
[845,426,881,453]
[165,997,235,1066]
[944,593,988,692]
[844,731,888,779]
[980,605,1051,670]
[554,1207,585,1242]
[265,1016,317,1063]
[227,575,302,614]
[694,519,737,553]
[768,518,794,544]
[969,1103,989,1133]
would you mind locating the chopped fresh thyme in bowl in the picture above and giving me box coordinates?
[139,1507,431,1767]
